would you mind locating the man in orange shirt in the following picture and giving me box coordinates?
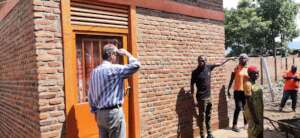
[227,53,249,132]
[279,65,300,112]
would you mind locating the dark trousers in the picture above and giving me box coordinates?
[233,91,247,126]
[196,94,212,136]
[197,99,212,136]
[280,91,298,110]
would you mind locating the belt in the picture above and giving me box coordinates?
[100,104,122,110]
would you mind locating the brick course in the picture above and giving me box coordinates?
[136,8,227,138]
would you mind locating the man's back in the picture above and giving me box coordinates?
[88,57,140,111]
[90,61,126,109]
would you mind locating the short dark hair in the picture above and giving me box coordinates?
[198,55,206,61]
[102,44,118,60]
[291,64,297,70]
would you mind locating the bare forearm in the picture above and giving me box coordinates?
[220,59,232,66]
[190,85,194,95]
[227,74,235,92]
[214,59,231,67]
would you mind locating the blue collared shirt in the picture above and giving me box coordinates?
[88,56,140,113]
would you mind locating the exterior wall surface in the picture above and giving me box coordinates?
[173,0,223,11]
[136,7,227,138]
[0,0,40,137]
[0,0,65,137]
[33,0,65,137]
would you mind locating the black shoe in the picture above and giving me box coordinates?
[279,108,283,112]
[207,134,214,138]
[200,135,205,138]
[232,126,240,132]
[292,109,296,112]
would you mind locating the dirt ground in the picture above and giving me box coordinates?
[212,83,300,138]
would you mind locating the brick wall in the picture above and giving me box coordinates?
[33,0,65,137]
[136,8,227,138]
[172,0,223,11]
[0,0,65,137]
[0,0,40,137]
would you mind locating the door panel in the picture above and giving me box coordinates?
[68,34,129,138]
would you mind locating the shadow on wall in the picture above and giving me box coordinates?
[218,85,229,128]
[176,88,198,138]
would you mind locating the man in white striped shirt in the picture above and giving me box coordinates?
[88,44,140,138]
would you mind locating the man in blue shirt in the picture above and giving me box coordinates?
[88,44,141,138]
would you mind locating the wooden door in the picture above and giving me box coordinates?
[67,34,129,138]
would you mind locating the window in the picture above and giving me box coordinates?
[76,35,122,102]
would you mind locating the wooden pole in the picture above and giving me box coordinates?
[293,56,295,65]
[260,57,264,85]
[262,57,275,102]
[274,45,278,82]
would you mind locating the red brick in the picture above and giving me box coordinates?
[49,98,63,105]
[39,92,56,99]
[137,8,226,138]
[45,15,56,20]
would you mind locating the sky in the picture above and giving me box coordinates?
[223,0,300,49]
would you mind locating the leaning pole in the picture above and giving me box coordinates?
[262,57,275,102]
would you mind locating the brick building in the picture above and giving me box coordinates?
[0,0,226,137]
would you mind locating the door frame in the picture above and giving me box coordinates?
[70,32,129,138]
[61,1,141,137]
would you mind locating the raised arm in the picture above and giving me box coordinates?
[117,49,141,78]
[214,57,236,67]
[209,57,236,71]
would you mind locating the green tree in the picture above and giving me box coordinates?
[225,0,299,56]
[257,0,299,80]
[257,0,299,54]
[225,0,270,56]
